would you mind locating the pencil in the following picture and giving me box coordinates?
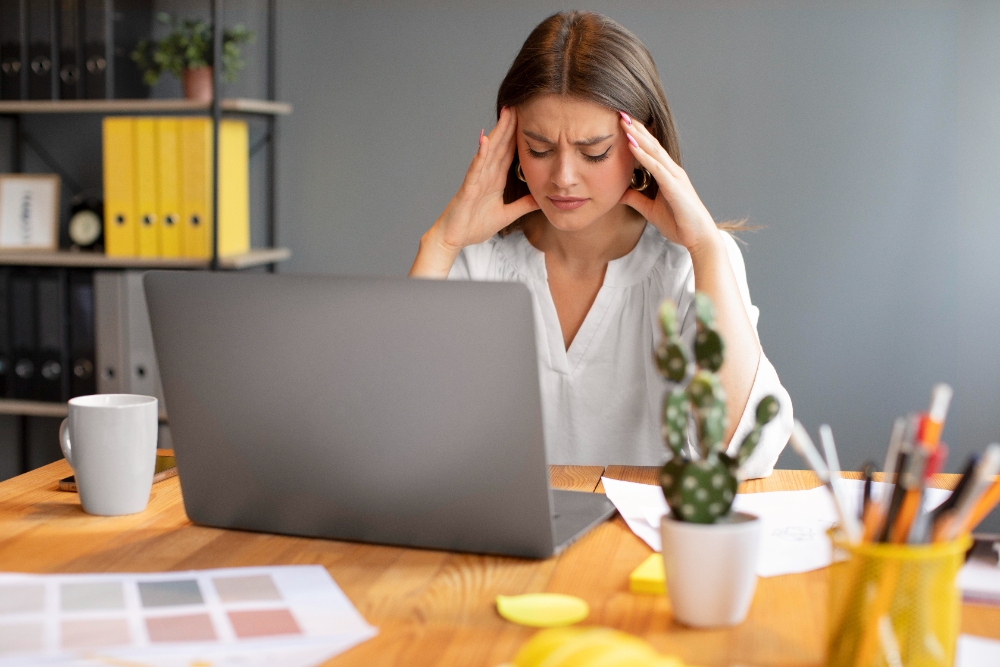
[959,474,1000,536]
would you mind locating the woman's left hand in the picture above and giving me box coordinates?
[618,114,720,255]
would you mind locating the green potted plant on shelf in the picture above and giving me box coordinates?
[131,12,255,102]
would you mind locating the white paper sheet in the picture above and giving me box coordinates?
[0,565,377,667]
[956,635,1000,667]
[601,476,950,578]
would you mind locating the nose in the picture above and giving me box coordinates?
[550,150,578,190]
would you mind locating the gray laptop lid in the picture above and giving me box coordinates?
[144,271,560,558]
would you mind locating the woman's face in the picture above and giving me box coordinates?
[517,94,639,232]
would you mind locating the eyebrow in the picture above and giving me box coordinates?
[522,131,614,147]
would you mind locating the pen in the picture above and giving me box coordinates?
[959,472,1000,536]
[789,420,830,484]
[905,443,948,544]
[930,455,979,525]
[937,444,1000,541]
[879,415,918,542]
[920,383,953,447]
[861,460,875,519]
[818,424,862,543]
[863,418,906,542]
[888,446,929,544]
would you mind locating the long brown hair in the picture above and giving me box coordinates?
[496,11,747,235]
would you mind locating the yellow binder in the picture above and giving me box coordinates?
[155,118,183,257]
[218,119,250,258]
[179,118,249,259]
[134,117,159,257]
[102,117,136,256]
[180,117,212,259]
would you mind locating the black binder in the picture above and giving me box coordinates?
[0,268,10,397]
[81,0,104,98]
[36,270,67,402]
[27,0,55,100]
[0,0,23,100]
[68,270,95,398]
[10,271,37,400]
[59,0,83,100]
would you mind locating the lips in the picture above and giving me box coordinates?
[547,196,589,211]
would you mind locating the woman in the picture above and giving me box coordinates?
[409,10,792,477]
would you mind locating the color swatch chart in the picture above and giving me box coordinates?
[0,565,377,664]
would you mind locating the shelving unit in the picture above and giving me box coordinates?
[0,0,289,476]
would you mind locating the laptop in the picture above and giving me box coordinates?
[143,271,615,559]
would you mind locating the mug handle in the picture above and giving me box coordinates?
[59,418,74,468]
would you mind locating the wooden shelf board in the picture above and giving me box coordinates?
[0,98,292,115]
[0,399,168,421]
[0,247,290,269]
[0,399,68,418]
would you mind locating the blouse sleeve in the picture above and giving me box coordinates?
[446,237,513,282]
[718,231,794,479]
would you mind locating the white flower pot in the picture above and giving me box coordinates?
[659,511,762,628]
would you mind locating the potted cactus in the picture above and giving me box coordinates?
[653,293,779,627]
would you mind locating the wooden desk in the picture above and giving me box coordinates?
[1,462,997,666]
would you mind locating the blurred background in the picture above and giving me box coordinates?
[1,0,998,477]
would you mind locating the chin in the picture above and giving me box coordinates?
[540,203,609,232]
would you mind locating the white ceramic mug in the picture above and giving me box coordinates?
[59,394,159,516]
[660,511,762,628]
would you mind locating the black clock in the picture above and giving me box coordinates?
[68,196,104,250]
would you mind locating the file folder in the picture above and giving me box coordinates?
[9,271,36,400]
[103,116,137,256]
[179,117,213,259]
[68,270,96,398]
[155,117,183,257]
[218,119,250,258]
[94,270,124,394]
[0,268,9,396]
[36,270,67,402]
[81,0,105,99]
[58,0,83,100]
[27,0,54,100]
[134,117,159,257]
[0,0,22,100]
[179,118,250,259]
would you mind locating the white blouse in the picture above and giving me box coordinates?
[447,222,793,479]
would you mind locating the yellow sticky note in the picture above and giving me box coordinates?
[496,593,589,627]
[629,553,665,595]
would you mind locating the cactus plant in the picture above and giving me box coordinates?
[654,293,779,524]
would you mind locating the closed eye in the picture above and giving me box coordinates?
[526,146,612,162]
[583,146,612,163]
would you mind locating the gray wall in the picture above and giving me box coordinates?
[273,1,1000,473]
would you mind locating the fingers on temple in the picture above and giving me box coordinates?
[628,139,673,192]
[624,118,682,179]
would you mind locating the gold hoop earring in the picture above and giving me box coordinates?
[516,163,526,182]
[631,168,651,191]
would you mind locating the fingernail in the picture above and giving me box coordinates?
[619,111,632,126]
[479,129,484,146]
[627,133,638,148]
[501,105,507,113]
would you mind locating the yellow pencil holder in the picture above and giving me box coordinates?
[826,532,971,667]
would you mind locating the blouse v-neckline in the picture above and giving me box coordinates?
[503,223,664,376]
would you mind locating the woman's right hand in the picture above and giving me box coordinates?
[409,106,539,277]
